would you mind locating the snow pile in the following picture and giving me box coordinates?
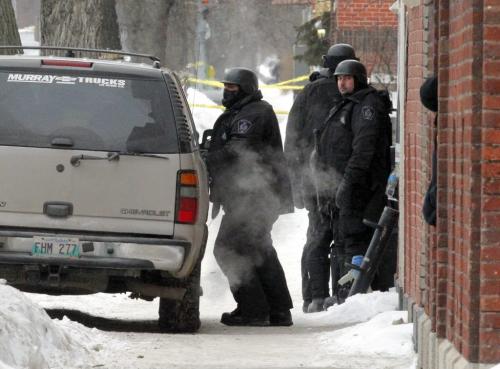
[321,310,413,355]
[25,291,159,321]
[0,280,103,369]
[18,26,39,56]
[187,87,222,133]
[318,310,416,369]
[302,290,399,327]
[261,85,294,117]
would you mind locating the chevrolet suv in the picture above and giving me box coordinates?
[0,46,209,332]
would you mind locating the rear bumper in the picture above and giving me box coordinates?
[0,228,190,272]
[0,253,156,269]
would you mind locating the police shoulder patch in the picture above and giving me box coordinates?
[362,105,375,121]
[236,119,253,134]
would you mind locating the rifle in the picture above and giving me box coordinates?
[347,205,399,296]
[200,129,221,219]
[309,128,323,210]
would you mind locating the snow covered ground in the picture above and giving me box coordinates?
[0,82,418,368]
[18,26,39,55]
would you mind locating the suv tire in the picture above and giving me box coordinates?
[158,259,202,333]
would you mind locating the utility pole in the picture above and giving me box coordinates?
[195,0,210,80]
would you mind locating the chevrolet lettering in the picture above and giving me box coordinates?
[120,208,171,217]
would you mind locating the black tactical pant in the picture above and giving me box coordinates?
[332,186,388,299]
[330,206,372,301]
[214,198,293,318]
[301,200,332,302]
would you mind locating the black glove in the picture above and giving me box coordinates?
[335,179,351,209]
[200,149,208,163]
[292,190,304,209]
[211,201,221,219]
[309,71,321,82]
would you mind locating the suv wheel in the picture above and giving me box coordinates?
[158,259,202,333]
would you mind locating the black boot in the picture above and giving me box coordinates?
[307,298,325,313]
[220,308,269,327]
[270,310,293,326]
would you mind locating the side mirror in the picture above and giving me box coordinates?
[200,129,213,151]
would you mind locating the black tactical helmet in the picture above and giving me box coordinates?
[420,76,438,112]
[221,67,259,94]
[322,43,358,69]
[334,59,368,85]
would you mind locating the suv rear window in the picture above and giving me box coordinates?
[0,70,179,153]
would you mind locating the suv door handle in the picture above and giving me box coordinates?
[43,202,73,218]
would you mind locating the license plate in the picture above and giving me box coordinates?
[32,236,81,258]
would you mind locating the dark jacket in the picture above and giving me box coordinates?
[420,76,438,226]
[284,74,342,209]
[206,91,293,215]
[422,116,437,226]
[316,86,392,220]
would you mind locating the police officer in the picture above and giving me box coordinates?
[284,44,358,313]
[314,59,391,302]
[206,67,294,326]
[420,76,438,226]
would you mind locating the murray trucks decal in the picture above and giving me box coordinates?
[7,73,126,88]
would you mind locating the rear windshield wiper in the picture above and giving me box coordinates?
[111,151,169,160]
[70,154,114,166]
[70,152,168,166]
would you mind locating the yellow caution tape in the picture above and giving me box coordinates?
[189,103,223,110]
[187,78,224,88]
[187,75,307,91]
[266,75,310,86]
[262,85,303,90]
[189,103,289,116]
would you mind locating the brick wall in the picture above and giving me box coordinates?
[331,0,398,88]
[336,0,397,28]
[404,0,500,364]
[478,0,500,361]
[403,1,429,310]
[440,0,499,361]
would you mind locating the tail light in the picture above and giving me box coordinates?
[175,170,198,224]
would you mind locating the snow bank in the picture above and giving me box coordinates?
[187,87,222,133]
[298,290,399,327]
[0,280,102,369]
[320,310,413,356]
[19,26,39,56]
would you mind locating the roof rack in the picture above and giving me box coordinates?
[0,46,161,67]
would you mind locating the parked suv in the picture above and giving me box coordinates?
[0,47,209,332]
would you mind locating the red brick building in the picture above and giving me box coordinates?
[330,0,398,89]
[396,0,500,367]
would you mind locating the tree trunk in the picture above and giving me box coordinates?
[41,0,121,55]
[115,0,173,64]
[164,1,197,71]
[0,0,23,55]
[116,0,196,70]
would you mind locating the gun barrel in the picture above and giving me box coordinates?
[348,206,399,296]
